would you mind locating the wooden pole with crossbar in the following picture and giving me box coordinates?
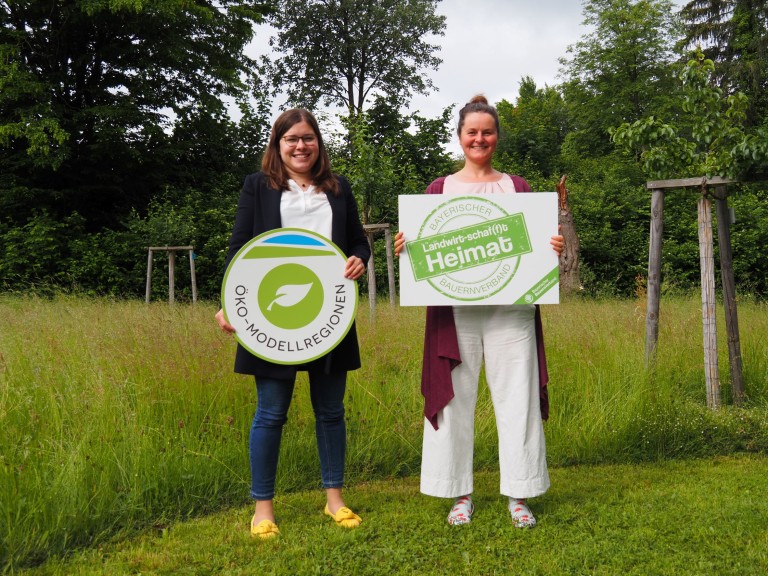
[145,246,197,304]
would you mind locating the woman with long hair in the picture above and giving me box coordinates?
[216,109,370,538]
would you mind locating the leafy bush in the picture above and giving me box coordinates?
[0,182,239,300]
[0,210,84,291]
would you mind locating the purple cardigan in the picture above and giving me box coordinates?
[420,175,550,430]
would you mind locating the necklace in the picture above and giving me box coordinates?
[291,178,312,189]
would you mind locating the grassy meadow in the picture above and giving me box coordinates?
[1,295,767,572]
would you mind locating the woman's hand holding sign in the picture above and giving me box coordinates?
[550,226,564,255]
[394,231,405,257]
[344,255,366,280]
[215,308,235,334]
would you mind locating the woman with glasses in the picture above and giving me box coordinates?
[215,108,370,539]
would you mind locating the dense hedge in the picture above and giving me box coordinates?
[2,177,766,301]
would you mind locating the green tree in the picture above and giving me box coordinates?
[611,52,768,296]
[563,157,650,296]
[364,96,454,185]
[268,0,446,117]
[0,0,272,228]
[559,0,680,157]
[338,117,407,227]
[678,0,768,126]
[329,98,453,223]
[611,51,768,179]
[327,102,452,296]
[552,0,686,296]
[495,77,570,180]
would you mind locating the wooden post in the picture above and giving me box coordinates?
[714,187,744,404]
[145,248,154,303]
[697,193,720,409]
[188,249,198,304]
[645,188,665,365]
[168,250,176,304]
[384,226,395,306]
[364,228,377,313]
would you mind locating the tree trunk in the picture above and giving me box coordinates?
[556,175,581,296]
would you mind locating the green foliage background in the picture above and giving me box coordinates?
[3,0,768,300]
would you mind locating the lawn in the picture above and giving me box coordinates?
[19,455,768,575]
[2,295,767,573]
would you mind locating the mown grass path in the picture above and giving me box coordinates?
[21,454,768,576]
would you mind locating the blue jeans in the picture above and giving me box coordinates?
[249,371,347,500]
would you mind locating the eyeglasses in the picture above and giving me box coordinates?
[281,134,318,147]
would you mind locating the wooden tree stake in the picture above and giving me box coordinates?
[363,223,396,313]
[714,186,744,404]
[145,246,197,304]
[645,176,741,410]
[645,188,665,364]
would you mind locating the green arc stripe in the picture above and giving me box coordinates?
[244,246,337,259]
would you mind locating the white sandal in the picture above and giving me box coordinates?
[509,498,536,528]
[447,495,474,526]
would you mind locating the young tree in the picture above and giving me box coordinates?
[559,0,680,157]
[329,100,453,224]
[611,50,768,179]
[365,96,455,185]
[678,0,768,126]
[268,0,446,117]
[327,104,452,298]
[0,0,271,228]
[611,51,768,298]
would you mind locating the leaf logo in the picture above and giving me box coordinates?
[256,263,324,329]
[267,283,313,311]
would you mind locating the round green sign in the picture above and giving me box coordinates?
[221,229,358,364]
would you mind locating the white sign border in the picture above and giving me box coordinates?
[398,194,560,306]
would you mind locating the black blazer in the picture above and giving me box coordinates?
[224,171,371,377]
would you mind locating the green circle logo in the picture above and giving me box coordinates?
[257,264,324,329]
[417,197,520,301]
[220,228,359,365]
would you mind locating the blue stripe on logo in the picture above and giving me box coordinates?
[263,234,325,247]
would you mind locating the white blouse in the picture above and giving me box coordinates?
[443,173,517,195]
[280,179,333,240]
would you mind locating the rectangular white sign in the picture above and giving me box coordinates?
[398,193,560,306]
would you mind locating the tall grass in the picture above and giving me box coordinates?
[1,295,767,570]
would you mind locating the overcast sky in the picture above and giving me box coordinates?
[406,0,589,120]
[407,0,686,121]
[248,0,686,151]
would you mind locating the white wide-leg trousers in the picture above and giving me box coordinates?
[420,305,550,499]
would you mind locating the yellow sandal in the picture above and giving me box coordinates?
[251,516,280,539]
[324,504,362,528]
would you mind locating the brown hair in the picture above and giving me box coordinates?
[261,108,339,195]
[457,94,500,137]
